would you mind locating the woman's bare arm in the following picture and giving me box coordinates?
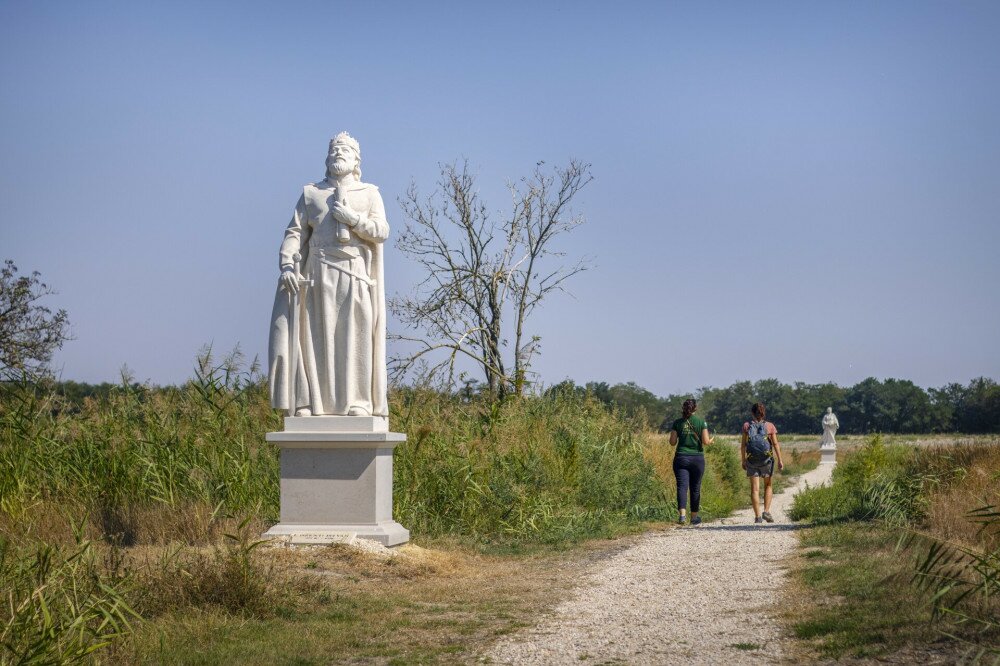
[669,431,678,446]
[770,433,784,471]
[701,428,713,446]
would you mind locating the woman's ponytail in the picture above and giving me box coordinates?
[682,399,697,419]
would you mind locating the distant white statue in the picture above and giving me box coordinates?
[268,132,389,417]
[821,407,839,447]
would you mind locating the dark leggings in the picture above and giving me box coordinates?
[673,454,705,512]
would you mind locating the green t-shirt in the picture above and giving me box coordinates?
[672,415,708,456]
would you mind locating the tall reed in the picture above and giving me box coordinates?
[0,348,280,546]
[392,388,673,544]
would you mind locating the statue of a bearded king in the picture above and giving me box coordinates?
[268,132,388,417]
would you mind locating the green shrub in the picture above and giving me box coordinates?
[789,435,928,524]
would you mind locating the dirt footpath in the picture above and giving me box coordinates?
[485,464,834,665]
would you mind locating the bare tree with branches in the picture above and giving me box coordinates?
[391,159,592,398]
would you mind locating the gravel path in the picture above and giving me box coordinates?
[485,463,834,665]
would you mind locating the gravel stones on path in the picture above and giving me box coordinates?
[485,464,834,665]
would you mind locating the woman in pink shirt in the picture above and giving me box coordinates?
[740,402,784,524]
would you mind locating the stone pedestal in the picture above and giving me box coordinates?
[263,416,409,547]
[820,445,837,465]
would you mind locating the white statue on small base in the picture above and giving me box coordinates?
[820,407,839,464]
[267,132,389,418]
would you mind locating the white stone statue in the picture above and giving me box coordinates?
[268,132,389,417]
[821,407,839,447]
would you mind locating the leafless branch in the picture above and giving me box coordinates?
[391,159,592,398]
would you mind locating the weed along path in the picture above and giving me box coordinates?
[485,463,834,665]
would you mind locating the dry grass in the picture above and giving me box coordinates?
[105,534,633,664]
[924,444,1000,551]
[0,499,268,548]
[791,448,822,467]
[263,541,469,582]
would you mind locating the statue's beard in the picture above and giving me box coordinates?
[329,159,353,177]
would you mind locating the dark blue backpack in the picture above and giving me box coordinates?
[746,421,772,463]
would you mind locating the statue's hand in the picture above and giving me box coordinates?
[331,201,359,226]
[280,269,299,294]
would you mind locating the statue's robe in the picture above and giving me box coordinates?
[268,179,389,416]
[821,414,839,445]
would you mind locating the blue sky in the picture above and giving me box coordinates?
[2,1,998,395]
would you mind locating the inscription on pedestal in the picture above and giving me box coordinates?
[289,532,357,545]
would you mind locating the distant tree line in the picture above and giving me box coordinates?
[32,375,1000,435]
[547,377,1000,435]
[50,380,121,404]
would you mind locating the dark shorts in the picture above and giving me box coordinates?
[746,457,774,478]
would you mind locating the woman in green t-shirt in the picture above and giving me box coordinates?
[667,399,714,525]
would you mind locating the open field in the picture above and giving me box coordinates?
[2,363,995,663]
[711,432,1000,450]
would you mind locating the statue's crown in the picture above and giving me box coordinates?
[330,131,360,155]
